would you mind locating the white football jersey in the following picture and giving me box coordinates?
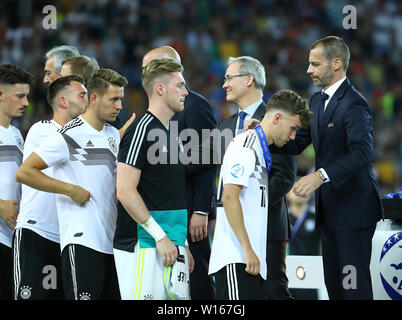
[0,124,24,247]
[34,116,120,254]
[16,120,61,243]
[209,130,268,279]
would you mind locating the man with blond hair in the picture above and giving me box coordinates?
[114,58,193,300]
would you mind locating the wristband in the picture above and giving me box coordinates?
[140,216,166,242]
[194,211,209,216]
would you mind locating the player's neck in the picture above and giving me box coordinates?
[148,102,174,127]
[53,111,72,127]
[82,109,105,132]
[258,120,273,145]
[0,111,11,129]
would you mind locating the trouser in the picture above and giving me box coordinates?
[215,263,265,300]
[263,239,294,300]
[61,244,121,300]
[0,242,12,300]
[13,228,64,300]
[321,225,376,300]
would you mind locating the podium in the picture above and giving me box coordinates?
[370,219,402,300]
[286,199,402,300]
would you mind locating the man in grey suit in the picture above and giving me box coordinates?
[216,56,296,299]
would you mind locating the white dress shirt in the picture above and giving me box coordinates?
[319,76,347,183]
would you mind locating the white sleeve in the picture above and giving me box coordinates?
[221,140,255,188]
[23,124,47,160]
[34,132,69,167]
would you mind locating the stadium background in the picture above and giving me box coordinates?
[0,0,401,196]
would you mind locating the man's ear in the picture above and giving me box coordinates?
[246,74,255,88]
[332,57,342,72]
[272,112,282,125]
[58,96,68,109]
[89,92,98,105]
[0,87,5,101]
[155,83,165,97]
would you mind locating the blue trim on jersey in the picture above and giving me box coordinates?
[137,209,188,248]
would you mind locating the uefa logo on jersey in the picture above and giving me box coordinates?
[379,231,402,300]
[230,163,244,178]
[108,137,117,153]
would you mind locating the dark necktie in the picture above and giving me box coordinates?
[318,92,329,128]
[237,111,247,134]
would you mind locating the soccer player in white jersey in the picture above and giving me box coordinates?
[0,64,33,299]
[17,69,127,300]
[13,75,88,300]
[209,90,312,299]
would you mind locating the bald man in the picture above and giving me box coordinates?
[141,46,218,299]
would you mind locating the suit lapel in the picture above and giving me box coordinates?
[252,102,266,121]
[317,78,350,143]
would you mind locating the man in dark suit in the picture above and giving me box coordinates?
[142,46,217,300]
[217,56,296,299]
[285,36,383,299]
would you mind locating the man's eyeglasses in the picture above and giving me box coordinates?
[223,74,249,84]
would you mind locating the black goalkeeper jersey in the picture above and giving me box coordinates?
[113,111,187,252]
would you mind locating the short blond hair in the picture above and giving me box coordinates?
[141,58,184,96]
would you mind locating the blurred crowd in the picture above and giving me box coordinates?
[0,0,401,195]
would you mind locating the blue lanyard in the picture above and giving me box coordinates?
[255,125,272,174]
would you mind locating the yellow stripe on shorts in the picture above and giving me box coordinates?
[164,265,177,300]
[134,248,145,300]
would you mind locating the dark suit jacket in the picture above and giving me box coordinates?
[172,88,217,219]
[280,78,383,231]
[217,102,296,240]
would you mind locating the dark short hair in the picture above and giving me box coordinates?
[47,74,86,108]
[86,68,128,97]
[311,36,350,72]
[0,64,34,87]
[266,89,312,128]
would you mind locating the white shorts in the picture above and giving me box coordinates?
[114,243,190,300]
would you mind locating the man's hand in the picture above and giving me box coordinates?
[119,113,136,139]
[189,213,208,242]
[293,171,323,198]
[242,245,260,276]
[186,246,195,274]
[0,200,19,229]
[67,185,90,204]
[156,236,178,266]
[244,118,260,131]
